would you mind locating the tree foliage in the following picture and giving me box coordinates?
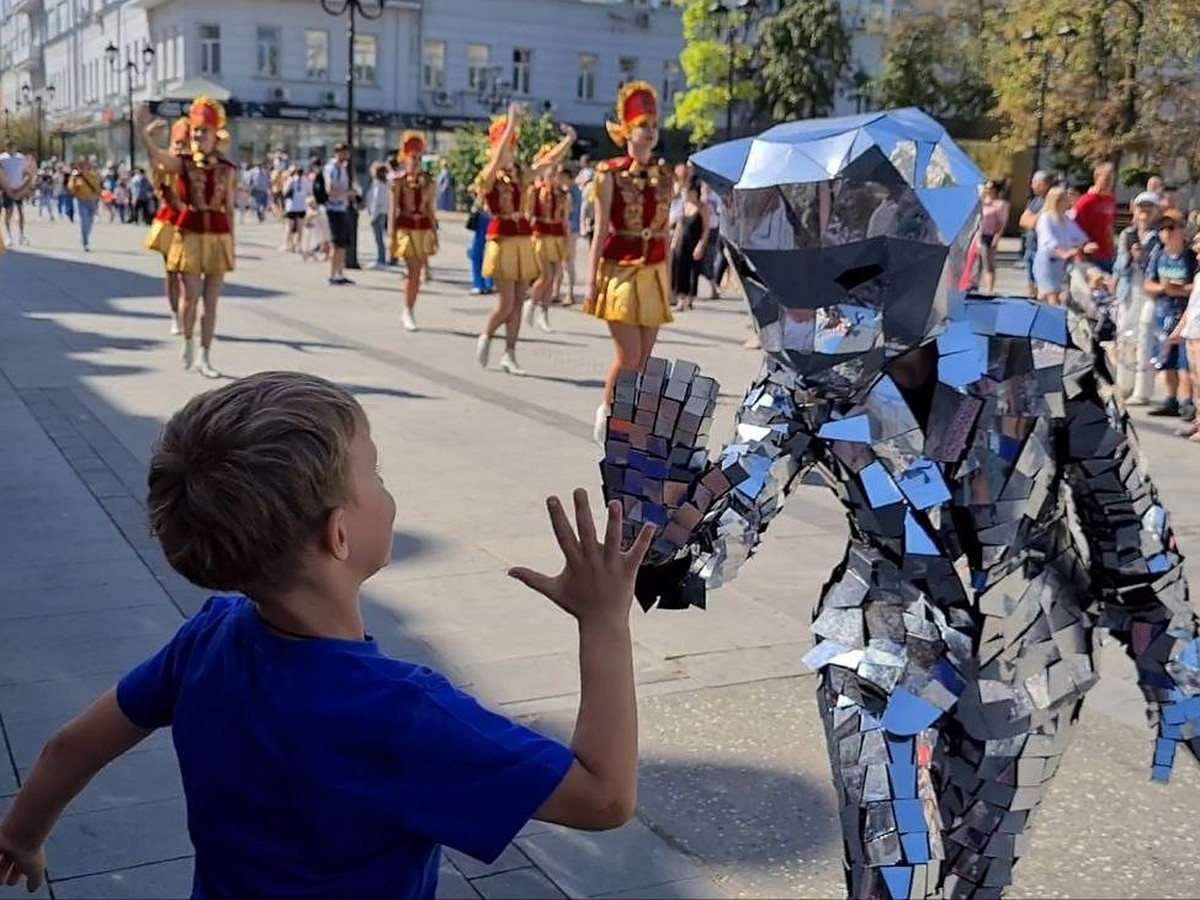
[873,12,994,120]
[441,111,562,210]
[3,116,45,161]
[669,0,759,146]
[984,0,1200,164]
[757,0,852,121]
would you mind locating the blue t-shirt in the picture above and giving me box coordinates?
[117,596,573,900]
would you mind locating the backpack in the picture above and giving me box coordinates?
[312,168,328,205]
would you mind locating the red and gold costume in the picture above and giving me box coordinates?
[479,115,540,283]
[166,97,237,276]
[390,131,438,263]
[529,153,572,266]
[145,118,190,262]
[589,81,673,327]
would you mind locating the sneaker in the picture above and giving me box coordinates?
[170,315,181,336]
[499,351,526,376]
[475,334,492,368]
[1176,421,1197,438]
[469,287,483,295]
[196,349,220,379]
[535,306,553,333]
[1148,399,1181,417]
[181,337,195,371]
[402,309,418,332]
[372,262,388,270]
[1181,400,1196,422]
[328,277,342,286]
[339,276,355,285]
[593,404,610,445]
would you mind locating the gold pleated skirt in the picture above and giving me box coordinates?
[589,260,673,327]
[533,234,568,265]
[167,231,236,276]
[483,236,541,283]
[392,227,437,262]
[145,219,176,258]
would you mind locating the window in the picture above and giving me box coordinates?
[511,47,531,95]
[467,43,489,90]
[422,40,445,90]
[576,53,596,101]
[256,26,279,77]
[618,56,638,87]
[198,24,220,75]
[661,59,680,108]
[353,34,377,84]
[304,29,328,80]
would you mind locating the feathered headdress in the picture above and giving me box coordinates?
[188,96,230,157]
[606,81,658,147]
[400,130,426,160]
[169,117,191,145]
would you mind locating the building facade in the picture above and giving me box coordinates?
[1,0,688,167]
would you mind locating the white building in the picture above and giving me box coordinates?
[1,0,688,166]
[0,0,906,166]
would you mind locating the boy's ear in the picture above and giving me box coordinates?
[321,507,351,562]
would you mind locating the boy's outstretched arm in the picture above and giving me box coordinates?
[0,690,153,890]
[510,490,654,831]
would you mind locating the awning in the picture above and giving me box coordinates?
[159,78,232,103]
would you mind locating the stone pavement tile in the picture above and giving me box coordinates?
[5,711,172,771]
[0,632,170,687]
[0,557,163,597]
[437,864,482,899]
[516,820,705,897]
[52,856,194,899]
[444,843,532,879]
[0,603,183,652]
[0,756,17,797]
[472,867,567,899]
[0,671,138,724]
[42,797,192,881]
[0,571,169,621]
[592,876,725,899]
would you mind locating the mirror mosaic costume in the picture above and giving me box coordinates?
[599,109,1200,899]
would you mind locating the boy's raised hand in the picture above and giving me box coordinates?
[0,830,46,893]
[510,489,655,626]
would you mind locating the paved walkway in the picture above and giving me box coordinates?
[1,214,1199,898]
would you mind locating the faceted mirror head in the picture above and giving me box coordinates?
[691,109,984,400]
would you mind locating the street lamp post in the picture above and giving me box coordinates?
[17,85,55,160]
[709,0,757,142]
[106,41,156,170]
[319,0,385,271]
[1021,24,1078,177]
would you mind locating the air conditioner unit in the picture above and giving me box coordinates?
[269,87,290,102]
[322,90,338,106]
[432,89,453,107]
[634,11,650,28]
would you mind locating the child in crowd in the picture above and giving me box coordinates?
[1168,235,1200,441]
[0,371,653,897]
[303,194,331,262]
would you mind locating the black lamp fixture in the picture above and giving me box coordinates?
[106,40,156,169]
[1021,23,1078,176]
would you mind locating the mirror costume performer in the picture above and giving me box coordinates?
[597,110,1200,899]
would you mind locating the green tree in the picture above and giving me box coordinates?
[669,0,757,145]
[757,0,852,120]
[441,111,562,210]
[874,14,994,120]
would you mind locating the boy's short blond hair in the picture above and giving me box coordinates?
[148,371,362,599]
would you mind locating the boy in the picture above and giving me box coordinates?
[0,371,654,897]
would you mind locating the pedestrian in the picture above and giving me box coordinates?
[435,159,455,212]
[0,369,652,898]
[1113,191,1162,405]
[143,118,192,336]
[583,81,674,443]
[365,163,390,270]
[467,199,494,295]
[1073,162,1117,272]
[323,143,354,286]
[1168,234,1200,440]
[700,181,725,299]
[974,179,1009,295]
[135,97,238,379]
[556,166,584,306]
[1142,212,1196,419]
[0,139,32,245]
[303,195,331,261]
[1033,185,1088,305]
[474,103,574,376]
[66,158,102,251]
[388,132,439,332]
[282,165,311,254]
[669,179,711,312]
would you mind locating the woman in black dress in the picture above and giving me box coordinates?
[670,180,711,311]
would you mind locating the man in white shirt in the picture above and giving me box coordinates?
[0,140,33,245]
[322,143,354,285]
